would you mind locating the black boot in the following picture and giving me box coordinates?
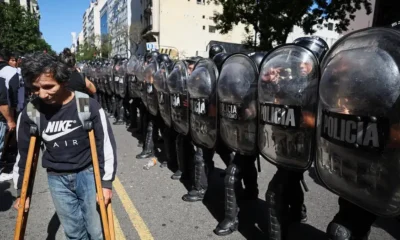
[265,170,289,240]
[136,121,155,159]
[214,164,239,236]
[183,147,206,202]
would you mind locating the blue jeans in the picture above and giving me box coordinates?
[47,166,103,240]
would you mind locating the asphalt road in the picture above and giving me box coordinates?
[0,120,399,240]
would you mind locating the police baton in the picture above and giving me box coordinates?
[86,121,115,240]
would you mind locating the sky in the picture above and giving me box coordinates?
[38,0,91,53]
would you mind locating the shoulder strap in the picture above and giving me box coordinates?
[25,91,91,134]
[75,91,91,127]
[26,101,41,132]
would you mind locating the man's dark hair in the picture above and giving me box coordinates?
[59,48,76,68]
[21,52,71,87]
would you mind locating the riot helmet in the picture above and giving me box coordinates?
[212,52,229,72]
[209,44,226,59]
[293,36,329,62]
[248,52,267,70]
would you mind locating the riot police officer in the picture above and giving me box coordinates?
[112,55,128,125]
[316,27,400,240]
[213,51,262,236]
[182,55,234,202]
[136,51,162,159]
[167,57,195,180]
[258,36,329,239]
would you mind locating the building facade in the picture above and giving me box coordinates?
[132,0,252,58]
[1,0,39,15]
[100,2,108,36]
[107,0,130,57]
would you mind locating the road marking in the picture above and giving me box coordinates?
[113,210,126,240]
[113,177,154,240]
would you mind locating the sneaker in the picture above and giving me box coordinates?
[0,173,13,182]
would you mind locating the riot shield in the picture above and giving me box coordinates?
[167,61,190,135]
[118,59,128,98]
[218,53,259,155]
[258,44,320,170]
[127,55,139,98]
[187,58,219,148]
[144,60,159,116]
[136,59,148,108]
[316,27,400,217]
[154,62,172,127]
[107,60,115,95]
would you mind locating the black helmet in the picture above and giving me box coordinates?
[391,20,400,30]
[293,36,329,62]
[248,52,267,70]
[113,54,122,60]
[157,54,170,63]
[209,44,226,59]
[212,52,229,72]
[185,56,202,65]
[145,51,159,62]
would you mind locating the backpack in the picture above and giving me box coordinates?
[26,91,92,135]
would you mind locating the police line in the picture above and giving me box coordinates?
[78,26,400,240]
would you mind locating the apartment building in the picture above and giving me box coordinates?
[0,0,39,15]
[107,0,131,57]
[132,0,251,58]
[81,0,106,47]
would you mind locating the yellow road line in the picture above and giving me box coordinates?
[113,177,154,240]
[113,210,127,240]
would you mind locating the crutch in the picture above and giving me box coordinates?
[86,121,115,240]
[14,125,41,240]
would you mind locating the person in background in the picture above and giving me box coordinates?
[13,52,117,239]
[0,49,19,182]
[59,48,96,96]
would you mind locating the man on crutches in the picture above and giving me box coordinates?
[12,52,117,240]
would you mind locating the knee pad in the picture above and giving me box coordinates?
[327,222,351,240]
[225,164,239,187]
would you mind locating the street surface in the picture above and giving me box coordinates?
[0,121,399,240]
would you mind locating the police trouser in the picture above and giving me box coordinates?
[114,96,124,121]
[162,127,178,168]
[106,94,113,115]
[216,154,258,233]
[327,197,377,240]
[175,134,195,177]
[195,142,233,191]
[266,168,305,240]
[129,98,141,128]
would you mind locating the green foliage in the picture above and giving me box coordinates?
[0,0,54,54]
[100,34,112,58]
[209,0,372,50]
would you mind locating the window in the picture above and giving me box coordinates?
[203,26,205,30]
[328,23,334,31]
[209,16,214,20]
[197,0,205,4]
[202,15,205,19]
[209,25,216,33]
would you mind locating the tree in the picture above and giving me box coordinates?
[209,0,372,50]
[0,0,54,53]
[100,34,112,58]
[128,22,143,55]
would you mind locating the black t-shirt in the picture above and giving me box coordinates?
[67,71,87,93]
